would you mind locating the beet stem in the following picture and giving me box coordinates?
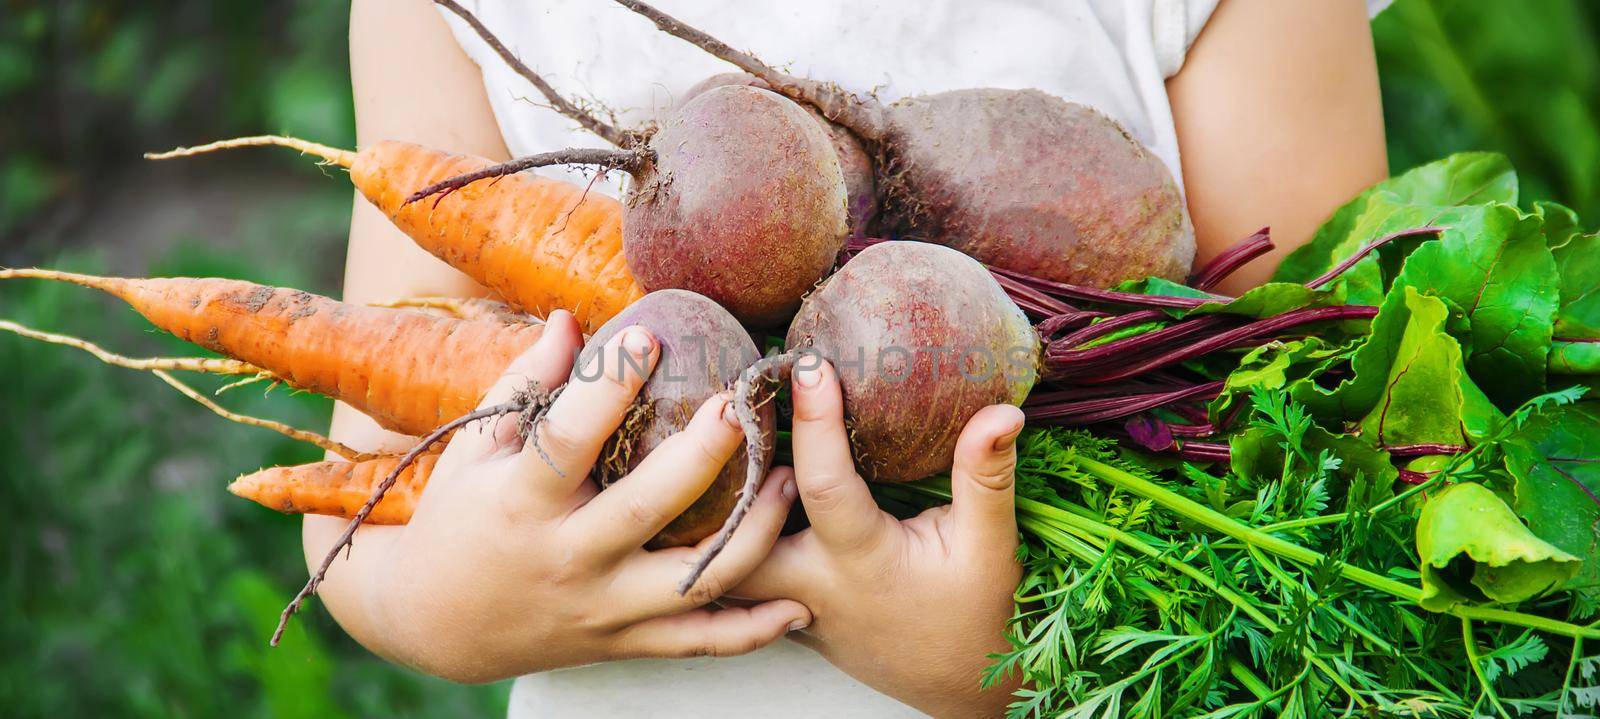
[988,265,1225,310]
[1025,380,1224,424]
[1174,441,1231,462]
[993,273,1076,317]
[1189,227,1273,291]
[1168,422,1217,438]
[1035,309,1111,339]
[1384,443,1468,458]
[1397,469,1433,485]
[1304,226,1445,289]
[1053,305,1378,385]
[1025,381,1183,405]
[1049,309,1169,350]
[1047,315,1229,369]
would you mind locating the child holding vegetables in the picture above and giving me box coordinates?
[314,0,1392,715]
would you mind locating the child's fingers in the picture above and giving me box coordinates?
[444,310,581,463]
[511,325,659,492]
[566,394,745,560]
[789,359,888,555]
[612,599,811,661]
[949,404,1023,561]
[608,467,799,621]
[725,527,814,603]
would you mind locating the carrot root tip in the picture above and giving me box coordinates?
[144,135,355,169]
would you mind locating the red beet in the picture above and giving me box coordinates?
[578,289,773,548]
[420,3,851,328]
[785,241,1040,481]
[613,0,1195,287]
[623,85,849,326]
[683,72,877,235]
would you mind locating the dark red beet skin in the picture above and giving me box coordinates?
[625,85,849,327]
[786,242,1039,482]
[879,89,1195,286]
[609,0,1195,287]
[577,289,773,547]
[682,72,877,235]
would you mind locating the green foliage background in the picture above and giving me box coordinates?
[0,0,1594,716]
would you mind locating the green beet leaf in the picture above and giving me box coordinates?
[1416,482,1579,612]
[1392,204,1558,408]
[1505,401,1600,590]
[1208,338,1347,426]
[1274,153,1519,301]
[1293,287,1502,443]
[1539,203,1600,376]
[1118,276,1351,320]
[1188,282,1348,319]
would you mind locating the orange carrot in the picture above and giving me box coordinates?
[0,269,542,436]
[146,137,645,332]
[231,451,440,524]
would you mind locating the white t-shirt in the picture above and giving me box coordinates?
[434,1,1385,716]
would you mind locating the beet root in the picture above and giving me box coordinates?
[877,89,1194,286]
[408,84,849,329]
[683,72,877,235]
[623,85,849,327]
[578,289,773,548]
[785,241,1039,482]
[613,0,1194,287]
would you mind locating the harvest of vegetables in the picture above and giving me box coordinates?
[4,1,1598,716]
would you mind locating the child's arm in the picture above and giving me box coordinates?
[304,0,806,681]
[1169,0,1390,294]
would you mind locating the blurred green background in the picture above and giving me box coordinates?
[0,0,1596,716]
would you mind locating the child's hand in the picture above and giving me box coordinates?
[732,359,1023,718]
[305,311,807,683]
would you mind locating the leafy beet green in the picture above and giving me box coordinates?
[1505,402,1600,589]
[1284,288,1502,445]
[1394,204,1559,407]
[1417,482,1579,611]
[1274,152,1519,295]
[1541,203,1600,376]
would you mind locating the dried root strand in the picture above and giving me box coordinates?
[272,383,559,646]
[144,135,355,169]
[402,147,649,207]
[0,320,351,456]
[434,0,638,149]
[676,351,797,595]
[591,399,657,487]
[608,0,884,142]
[0,319,269,377]
[370,296,542,324]
[150,370,370,461]
[214,374,274,396]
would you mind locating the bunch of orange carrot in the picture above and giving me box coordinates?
[0,127,666,637]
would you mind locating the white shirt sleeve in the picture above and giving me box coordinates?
[1152,0,1397,79]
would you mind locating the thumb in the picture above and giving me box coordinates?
[949,404,1023,560]
[449,310,583,461]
